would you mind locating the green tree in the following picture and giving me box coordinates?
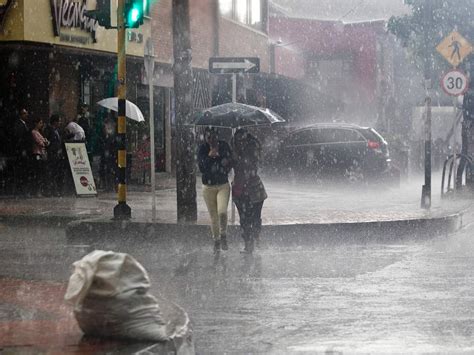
[388,0,474,77]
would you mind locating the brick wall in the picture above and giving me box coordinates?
[152,0,215,70]
[190,0,216,69]
[152,0,173,65]
[49,52,80,121]
[151,2,269,72]
[274,46,305,79]
[219,18,269,73]
[22,48,50,121]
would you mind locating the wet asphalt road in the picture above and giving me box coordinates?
[1,223,474,354]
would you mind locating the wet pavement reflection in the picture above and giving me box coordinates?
[1,224,474,353]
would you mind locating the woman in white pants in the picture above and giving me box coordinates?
[198,128,233,253]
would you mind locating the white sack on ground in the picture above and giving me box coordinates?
[64,250,194,354]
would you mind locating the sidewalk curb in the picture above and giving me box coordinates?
[0,214,88,227]
[64,211,465,246]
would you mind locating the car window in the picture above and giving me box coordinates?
[288,129,318,145]
[335,129,365,142]
[318,128,338,143]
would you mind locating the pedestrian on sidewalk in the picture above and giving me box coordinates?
[13,108,32,196]
[98,118,117,192]
[198,127,233,254]
[64,116,86,143]
[30,116,49,197]
[231,129,267,254]
[43,114,64,196]
[77,103,91,147]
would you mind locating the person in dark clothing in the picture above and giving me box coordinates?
[77,103,92,152]
[30,116,49,197]
[98,119,117,192]
[43,114,64,196]
[13,108,32,195]
[198,127,233,254]
[231,129,267,254]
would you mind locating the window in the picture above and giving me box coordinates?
[288,130,316,146]
[220,0,232,17]
[219,0,264,31]
[335,129,365,142]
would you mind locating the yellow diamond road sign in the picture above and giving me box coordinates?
[436,31,473,67]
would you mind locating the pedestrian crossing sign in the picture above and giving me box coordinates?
[436,31,473,68]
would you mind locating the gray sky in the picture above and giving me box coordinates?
[271,0,412,22]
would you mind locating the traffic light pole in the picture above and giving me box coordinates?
[114,0,132,219]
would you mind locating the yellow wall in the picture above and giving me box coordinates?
[0,0,24,40]
[1,0,149,57]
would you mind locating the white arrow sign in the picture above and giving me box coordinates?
[209,57,260,74]
[212,59,256,72]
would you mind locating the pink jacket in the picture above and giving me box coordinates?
[32,129,48,156]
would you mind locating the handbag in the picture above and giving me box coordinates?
[246,176,267,203]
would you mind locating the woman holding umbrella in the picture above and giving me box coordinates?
[231,128,267,254]
[198,127,233,254]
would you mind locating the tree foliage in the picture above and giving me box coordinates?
[388,0,474,75]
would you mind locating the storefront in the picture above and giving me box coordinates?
[0,0,174,184]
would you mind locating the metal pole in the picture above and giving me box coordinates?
[232,73,237,103]
[114,0,131,219]
[452,96,458,195]
[421,0,432,209]
[421,95,432,208]
[231,74,236,225]
[145,39,156,220]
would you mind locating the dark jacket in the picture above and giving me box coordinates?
[198,140,232,185]
[13,119,31,158]
[44,125,63,160]
[232,135,267,203]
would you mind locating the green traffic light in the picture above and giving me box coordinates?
[125,0,145,28]
[130,7,140,22]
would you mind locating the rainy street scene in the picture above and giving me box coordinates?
[3,0,474,353]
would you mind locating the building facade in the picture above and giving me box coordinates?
[0,0,273,186]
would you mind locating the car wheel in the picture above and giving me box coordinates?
[345,160,364,183]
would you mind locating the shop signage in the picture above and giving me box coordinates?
[127,30,143,43]
[65,143,97,196]
[0,0,13,30]
[50,0,99,42]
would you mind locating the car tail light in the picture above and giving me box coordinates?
[367,140,380,149]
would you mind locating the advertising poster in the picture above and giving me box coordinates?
[65,143,97,196]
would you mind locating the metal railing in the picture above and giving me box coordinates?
[441,153,474,198]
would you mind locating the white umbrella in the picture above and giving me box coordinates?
[97,97,145,122]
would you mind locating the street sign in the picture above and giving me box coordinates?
[436,31,473,68]
[441,69,469,96]
[209,57,260,74]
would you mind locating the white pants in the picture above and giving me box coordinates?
[202,183,230,240]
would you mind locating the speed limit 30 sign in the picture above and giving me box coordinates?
[441,69,469,96]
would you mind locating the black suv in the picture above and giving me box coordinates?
[277,123,392,183]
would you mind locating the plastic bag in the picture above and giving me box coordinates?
[65,250,194,354]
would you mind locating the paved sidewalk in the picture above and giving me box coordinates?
[0,173,468,222]
[0,173,470,240]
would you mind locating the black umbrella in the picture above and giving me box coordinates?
[191,102,285,128]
